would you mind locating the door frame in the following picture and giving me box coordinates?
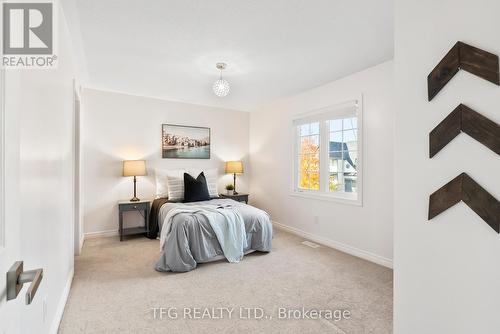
[73,81,83,255]
[0,69,5,252]
[0,65,23,334]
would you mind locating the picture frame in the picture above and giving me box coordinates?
[162,124,211,159]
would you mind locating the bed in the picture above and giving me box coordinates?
[151,198,273,272]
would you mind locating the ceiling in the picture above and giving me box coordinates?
[72,0,393,111]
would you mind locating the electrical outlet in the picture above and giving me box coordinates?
[313,216,319,224]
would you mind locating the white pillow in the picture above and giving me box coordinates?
[156,168,219,200]
[165,169,186,201]
[187,168,218,198]
[154,168,170,198]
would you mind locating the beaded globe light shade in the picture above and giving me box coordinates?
[213,78,230,97]
[213,63,230,97]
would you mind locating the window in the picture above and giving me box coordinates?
[329,117,358,194]
[292,98,362,204]
[298,122,320,190]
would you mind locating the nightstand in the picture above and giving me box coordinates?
[219,193,249,204]
[118,200,151,241]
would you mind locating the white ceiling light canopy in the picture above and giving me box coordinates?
[213,62,230,97]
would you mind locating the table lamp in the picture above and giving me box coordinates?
[225,161,243,195]
[123,160,147,202]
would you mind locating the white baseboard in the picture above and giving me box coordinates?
[49,267,74,334]
[272,221,393,268]
[84,229,118,240]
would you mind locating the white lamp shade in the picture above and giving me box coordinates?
[225,161,243,174]
[123,160,147,177]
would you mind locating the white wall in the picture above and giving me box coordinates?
[394,1,500,333]
[249,61,394,266]
[82,89,250,235]
[12,4,78,334]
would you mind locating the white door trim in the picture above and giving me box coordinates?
[0,69,5,251]
[73,81,83,255]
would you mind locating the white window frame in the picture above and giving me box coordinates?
[290,94,363,206]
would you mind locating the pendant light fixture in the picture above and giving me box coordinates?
[213,62,230,97]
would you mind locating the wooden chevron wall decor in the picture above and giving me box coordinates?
[428,173,500,233]
[428,41,500,101]
[429,104,500,157]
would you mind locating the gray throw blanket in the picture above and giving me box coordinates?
[155,199,273,272]
[160,204,247,262]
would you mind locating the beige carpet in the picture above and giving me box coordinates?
[59,228,392,334]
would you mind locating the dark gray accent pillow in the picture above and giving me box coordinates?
[183,172,210,202]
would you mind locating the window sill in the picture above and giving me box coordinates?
[289,190,362,206]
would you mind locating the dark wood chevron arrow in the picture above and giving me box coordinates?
[428,173,500,233]
[429,104,500,157]
[428,41,500,101]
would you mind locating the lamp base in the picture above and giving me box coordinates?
[232,173,238,195]
[130,176,140,202]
